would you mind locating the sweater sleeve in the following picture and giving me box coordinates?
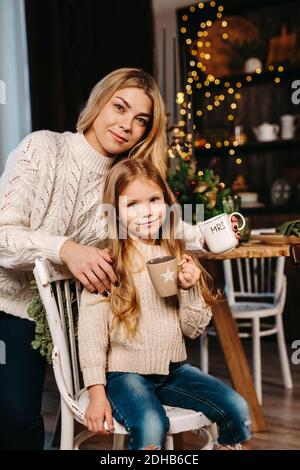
[178,284,213,339]
[78,288,110,387]
[0,132,69,270]
[175,219,209,253]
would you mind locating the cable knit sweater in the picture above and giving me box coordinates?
[0,130,204,321]
[79,241,213,387]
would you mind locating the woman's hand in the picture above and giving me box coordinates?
[231,216,241,240]
[60,240,118,294]
[84,385,114,435]
[179,254,201,290]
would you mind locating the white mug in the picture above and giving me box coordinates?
[280,114,298,140]
[198,212,245,254]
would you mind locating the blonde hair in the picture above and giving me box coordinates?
[101,158,217,339]
[76,68,168,177]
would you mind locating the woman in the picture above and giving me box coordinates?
[0,68,238,449]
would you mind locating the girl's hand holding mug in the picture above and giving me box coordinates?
[178,254,200,290]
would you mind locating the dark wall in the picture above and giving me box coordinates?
[25,0,154,132]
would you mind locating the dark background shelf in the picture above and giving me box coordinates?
[242,205,300,215]
[199,65,300,93]
[195,137,300,157]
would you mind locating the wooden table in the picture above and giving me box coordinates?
[201,242,290,433]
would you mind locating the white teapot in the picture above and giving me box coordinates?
[253,122,280,142]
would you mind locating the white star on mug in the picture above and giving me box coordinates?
[160,268,176,283]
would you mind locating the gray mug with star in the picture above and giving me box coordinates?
[146,256,178,297]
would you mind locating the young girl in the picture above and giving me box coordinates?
[78,158,251,450]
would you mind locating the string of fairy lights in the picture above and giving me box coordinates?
[171,0,285,168]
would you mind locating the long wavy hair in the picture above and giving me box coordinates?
[76,68,168,177]
[100,158,218,339]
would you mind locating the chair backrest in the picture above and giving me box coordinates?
[223,256,286,306]
[33,258,82,397]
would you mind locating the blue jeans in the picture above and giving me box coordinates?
[0,312,46,449]
[106,362,251,450]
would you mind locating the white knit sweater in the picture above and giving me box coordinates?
[0,131,204,321]
[79,241,212,387]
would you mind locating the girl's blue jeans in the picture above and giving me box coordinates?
[106,362,252,450]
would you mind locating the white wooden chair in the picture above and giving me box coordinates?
[200,256,293,404]
[33,258,217,450]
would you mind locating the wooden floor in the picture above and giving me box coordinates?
[42,337,300,450]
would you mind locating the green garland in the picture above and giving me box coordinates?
[167,161,232,220]
[27,280,78,364]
